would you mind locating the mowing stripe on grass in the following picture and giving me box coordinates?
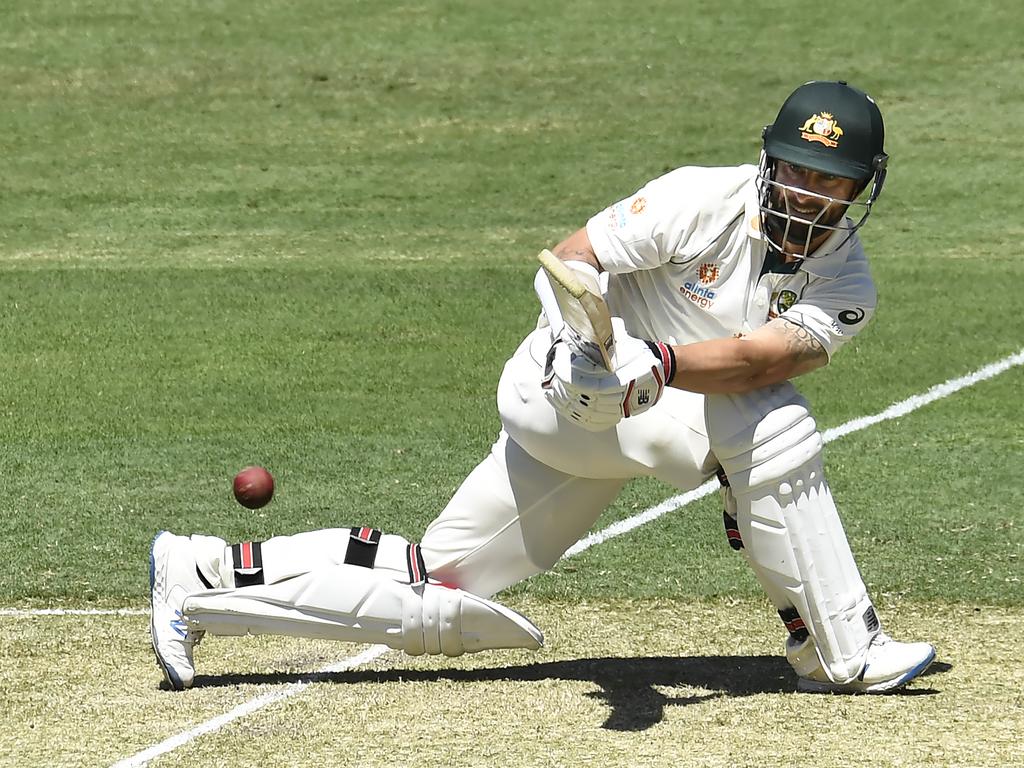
[10,348,1023,624]
[103,346,1024,767]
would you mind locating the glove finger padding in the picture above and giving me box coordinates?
[542,340,623,431]
[541,322,676,427]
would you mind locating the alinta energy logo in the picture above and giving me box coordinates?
[799,112,844,148]
[680,262,720,310]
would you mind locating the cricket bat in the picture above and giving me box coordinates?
[535,249,616,370]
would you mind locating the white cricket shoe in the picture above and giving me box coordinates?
[797,632,936,694]
[150,531,207,690]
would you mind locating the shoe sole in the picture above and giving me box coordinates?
[150,531,185,691]
[797,646,937,694]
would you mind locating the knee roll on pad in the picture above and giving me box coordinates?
[708,386,878,684]
[403,580,463,656]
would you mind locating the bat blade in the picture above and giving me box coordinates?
[536,249,615,369]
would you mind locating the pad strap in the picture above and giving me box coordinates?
[718,468,744,550]
[232,541,265,587]
[344,527,382,569]
[722,510,743,551]
[406,544,428,586]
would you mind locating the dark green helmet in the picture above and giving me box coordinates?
[763,80,887,183]
[757,80,888,258]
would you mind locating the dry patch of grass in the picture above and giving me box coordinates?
[1,599,1020,767]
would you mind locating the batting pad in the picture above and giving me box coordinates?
[708,385,876,683]
[183,565,543,657]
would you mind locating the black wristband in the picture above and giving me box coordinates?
[644,340,677,386]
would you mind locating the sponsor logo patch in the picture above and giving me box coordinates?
[799,112,844,148]
[171,611,189,639]
[607,202,629,230]
[609,197,648,230]
[679,281,716,310]
[839,307,866,325]
[698,262,720,285]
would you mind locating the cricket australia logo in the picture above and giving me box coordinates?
[768,289,798,320]
[799,112,844,148]
[630,197,647,214]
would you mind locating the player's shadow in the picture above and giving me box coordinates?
[192,657,951,731]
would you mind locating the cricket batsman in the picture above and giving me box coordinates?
[151,80,937,693]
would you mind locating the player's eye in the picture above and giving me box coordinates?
[782,163,810,181]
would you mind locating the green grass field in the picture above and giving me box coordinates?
[1,1,1022,766]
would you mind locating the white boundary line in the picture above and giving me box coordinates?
[4,349,1021,767]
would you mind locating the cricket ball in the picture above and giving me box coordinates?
[233,466,275,509]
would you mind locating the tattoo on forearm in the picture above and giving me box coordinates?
[779,319,826,364]
[555,247,594,261]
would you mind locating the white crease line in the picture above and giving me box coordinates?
[4,347,1019,768]
[821,347,1024,442]
[109,645,391,768]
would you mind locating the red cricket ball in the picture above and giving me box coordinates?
[232,466,275,509]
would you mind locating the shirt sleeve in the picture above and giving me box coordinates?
[781,257,877,360]
[585,168,702,274]
[586,165,756,275]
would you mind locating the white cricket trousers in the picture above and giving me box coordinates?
[420,328,717,597]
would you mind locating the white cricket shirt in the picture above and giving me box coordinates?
[585,164,877,360]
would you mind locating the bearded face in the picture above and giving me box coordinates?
[757,158,866,258]
[764,181,849,247]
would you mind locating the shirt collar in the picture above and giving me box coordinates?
[795,226,856,278]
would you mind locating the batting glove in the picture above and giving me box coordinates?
[541,319,677,431]
[542,339,623,431]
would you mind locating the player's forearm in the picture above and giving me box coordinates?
[553,228,603,272]
[667,330,824,394]
[663,337,774,394]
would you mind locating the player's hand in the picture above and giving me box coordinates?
[541,319,677,430]
[541,338,624,431]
